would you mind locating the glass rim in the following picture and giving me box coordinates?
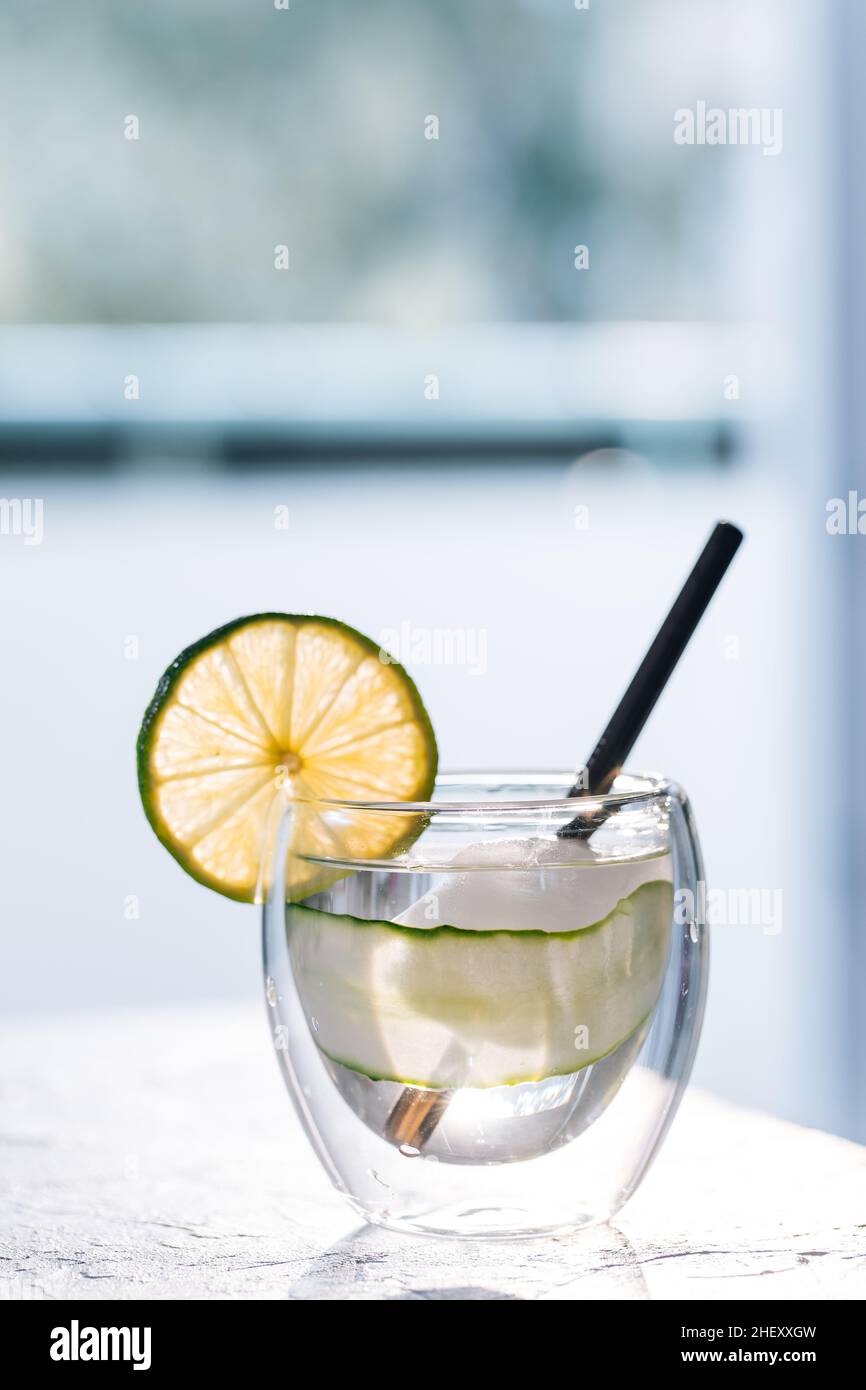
[285,769,678,814]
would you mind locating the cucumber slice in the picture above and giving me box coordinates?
[288,877,673,1089]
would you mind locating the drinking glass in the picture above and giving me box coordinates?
[262,772,707,1239]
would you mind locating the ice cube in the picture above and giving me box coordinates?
[395,836,672,934]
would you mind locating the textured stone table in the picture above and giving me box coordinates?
[2,1005,864,1301]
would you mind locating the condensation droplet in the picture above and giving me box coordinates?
[310,1016,320,1033]
[689,921,699,944]
[398,1143,420,1159]
[368,1169,390,1188]
[265,976,278,1007]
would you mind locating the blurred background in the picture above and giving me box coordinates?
[1,0,863,1141]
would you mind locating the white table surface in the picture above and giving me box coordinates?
[2,1004,864,1302]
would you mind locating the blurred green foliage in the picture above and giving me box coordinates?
[0,0,732,324]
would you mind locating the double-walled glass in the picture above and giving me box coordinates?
[263,773,707,1239]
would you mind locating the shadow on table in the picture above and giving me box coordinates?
[284,1221,649,1300]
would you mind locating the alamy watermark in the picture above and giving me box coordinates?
[827,491,866,535]
[50,1322,151,1371]
[0,497,43,545]
[674,101,783,157]
[0,1276,45,1300]
[675,881,782,936]
[378,622,488,676]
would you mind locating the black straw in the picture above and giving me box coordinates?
[561,520,744,836]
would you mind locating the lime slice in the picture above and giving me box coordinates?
[137,614,437,902]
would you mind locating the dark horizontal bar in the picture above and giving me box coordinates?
[0,419,740,470]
